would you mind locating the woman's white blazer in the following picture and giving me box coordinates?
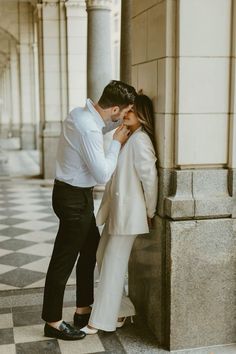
[96,128,158,235]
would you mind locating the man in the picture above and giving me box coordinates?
[42,80,137,340]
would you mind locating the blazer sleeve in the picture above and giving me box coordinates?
[133,133,158,218]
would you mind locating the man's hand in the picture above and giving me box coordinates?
[113,125,131,145]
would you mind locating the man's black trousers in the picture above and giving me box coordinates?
[42,180,100,322]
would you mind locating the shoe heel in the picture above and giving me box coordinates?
[130,316,134,324]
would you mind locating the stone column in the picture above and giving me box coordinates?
[86,0,112,101]
[120,0,131,84]
[9,42,21,137]
[129,0,236,351]
[0,69,9,176]
[0,69,8,138]
[66,0,87,110]
[5,62,12,137]
[36,0,67,179]
[18,1,37,150]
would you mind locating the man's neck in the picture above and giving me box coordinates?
[93,103,110,123]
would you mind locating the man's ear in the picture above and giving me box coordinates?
[111,106,120,115]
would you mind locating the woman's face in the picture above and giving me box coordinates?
[123,108,141,129]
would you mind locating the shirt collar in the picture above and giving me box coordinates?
[86,99,105,130]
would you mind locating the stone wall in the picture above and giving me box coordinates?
[129,0,236,350]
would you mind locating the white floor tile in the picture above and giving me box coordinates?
[0,225,9,230]
[21,257,50,273]
[58,334,105,354]
[15,212,50,220]
[0,264,16,275]
[17,243,53,257]
[0,283,19,290]
[15,231,55,243]
[10,205,47,212]
[15,220,56,231]
[24,278,46,288]
[8,198,45,204]
[0,249,13,257]
[0,344,16,354]
[0,236,10,242]
[13,324,46,344]
[0,313,13,329]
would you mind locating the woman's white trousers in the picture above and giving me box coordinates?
[89,224,137,331]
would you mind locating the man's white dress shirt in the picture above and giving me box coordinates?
[56,99,121,187]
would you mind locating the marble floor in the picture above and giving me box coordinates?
[1,147,236,353]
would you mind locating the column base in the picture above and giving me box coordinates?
[20,124,37,150]
[0,124,10,139]
[129,168,236,351]
[42,121,61,180]
[0,150,9,177]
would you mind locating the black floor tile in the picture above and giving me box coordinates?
[16,339,61,354]
[13,311,43,327]
[0,238,36,251]
[98,331,126,353]
[43,226,58,233]
[0,218,26,226]
[0,268,45,288]
[0,328,14,345]
[40,216,58,223]
[12,305,43,313]
[0,209,21,216]
[0,227,32,238]
[0,307,12,314]
[0,252,42,267]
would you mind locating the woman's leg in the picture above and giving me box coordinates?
[89,234,137,332]
[96,223,110,273]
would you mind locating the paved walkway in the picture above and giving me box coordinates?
[0,143,236,353]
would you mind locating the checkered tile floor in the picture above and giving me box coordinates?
[0,182,104,290]
[0,303,173,354]
[0,183,61,290]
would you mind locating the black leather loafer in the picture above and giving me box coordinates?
[44,321,86,341]
[74,312,90,328]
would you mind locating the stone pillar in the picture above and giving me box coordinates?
[86,0,112,101]
[0,64,12,139]
[36,0,67,179]
[9,42,21,137]
[66,0,87,110]
[0,69,9,176]
[18,2,37,150]
[129,0,236,351]
[5,62,12,137]
[120,0,131,84]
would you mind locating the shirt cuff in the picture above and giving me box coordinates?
[110,139,121,154]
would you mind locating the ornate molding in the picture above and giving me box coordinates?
[65,0,85,8]
[86,0,112,11]
[65,0,86,16]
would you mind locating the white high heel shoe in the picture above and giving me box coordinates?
[116,316,134,328]
[80,325,98,334]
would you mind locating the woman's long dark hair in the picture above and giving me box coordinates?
[133,91,157,156]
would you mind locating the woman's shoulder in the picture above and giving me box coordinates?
[132,129,152,145]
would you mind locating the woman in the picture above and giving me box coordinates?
[81,93,158,333]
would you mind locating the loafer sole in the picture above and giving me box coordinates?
[44,333,86,341]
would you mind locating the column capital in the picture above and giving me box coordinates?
[36,4,43,19]
[86,0,112,11]
[65,0,86,17]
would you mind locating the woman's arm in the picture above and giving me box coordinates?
[133,133,158,218]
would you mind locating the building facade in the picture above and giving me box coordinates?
[0,0,235,351]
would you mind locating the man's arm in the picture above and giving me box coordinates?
[80,125,130,185]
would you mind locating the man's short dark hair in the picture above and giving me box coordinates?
[98,80,137,109]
